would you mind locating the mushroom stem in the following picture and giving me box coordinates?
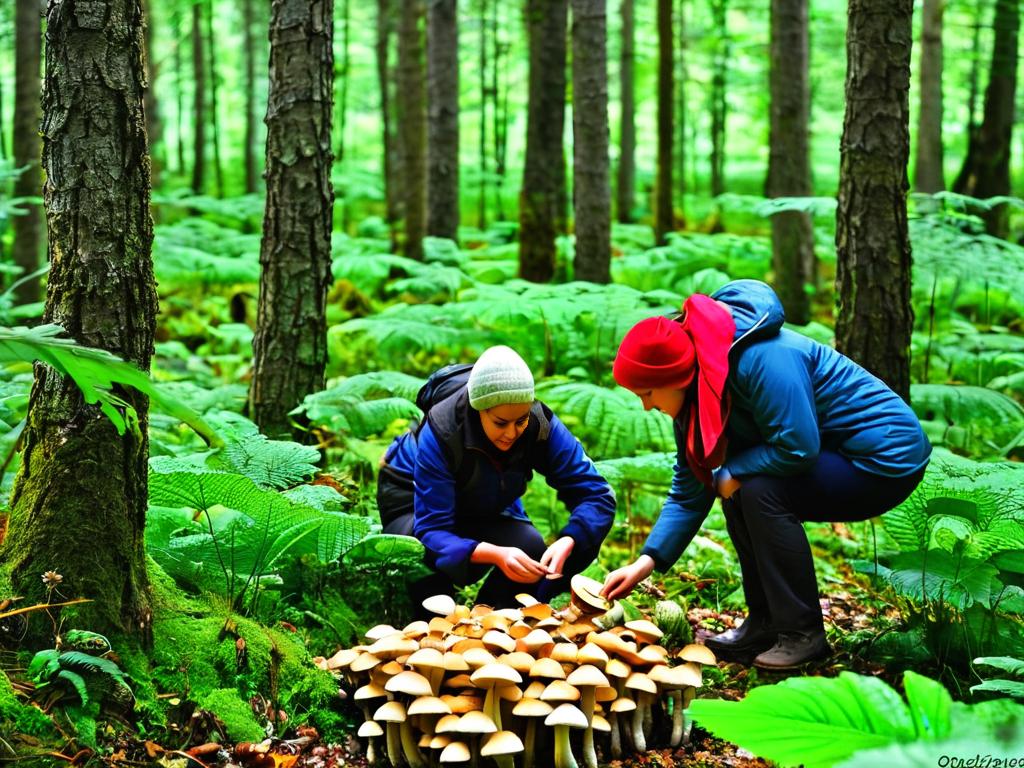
[682,687,696,745]
[580,688,598,768]
[386,722,404,767]
[554,724,579,768]
[524,719,537,768]
[631,699,646,753]
[642,693,653,741]
[609,712,622,759]
[400,719,427,768]
[483,687,502,731]
[669,690,684,747]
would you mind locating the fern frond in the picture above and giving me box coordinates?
[911,384,1024,458]
[55,669,89,706]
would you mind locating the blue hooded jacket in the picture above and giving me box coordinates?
[384,389,616,581]
[641,279,932,571]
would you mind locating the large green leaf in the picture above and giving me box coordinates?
[911,384,1024,458]
[294,373,423,438]
[886,550,1001,609]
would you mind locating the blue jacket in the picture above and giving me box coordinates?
[384,389,616,581]
[641,279,932,571]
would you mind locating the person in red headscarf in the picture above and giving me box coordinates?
[600,279,932,669]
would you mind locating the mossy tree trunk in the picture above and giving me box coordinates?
[570,0,611,284]
[12,0,42,305]
[617,0,635,224]
[249,0,335,438]
[835,0,914,401]
[397,0,427,260]
[767,0,814,324]
[426,0,459,240]
[519,0,567,283]
[2,0,159,639]
[654,0,673,246]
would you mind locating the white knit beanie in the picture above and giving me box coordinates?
[467,345,535,411]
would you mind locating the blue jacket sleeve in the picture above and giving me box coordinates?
[537,415,616,551]
[640,456,715,572]
[412,423,478,581]
[723,343,821,478]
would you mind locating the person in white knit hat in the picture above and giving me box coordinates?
[377,345,616,612]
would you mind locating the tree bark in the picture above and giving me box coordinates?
[767,0,814,324]
[250,0,335,438]
[519,0,568,282]
[427,0,460,240]
[835,0,914,401]
[206,0,224,197]
[337,0,350,162]
[570,0,610,284]
[676,0,688,209]
[914,0,945,193]
[952,0,1018,238]
[377,0,403,230]
[12,0,43,305]
[491,3,509,221]
[616,0,635,224]
[191,1,206,193]
[709,0,727,198]
[654,0,673,245]
[243,0,259,194]
[397,0,427,260]
[3,0,159,638]
[174,6,186,174]
[478,0,489,228]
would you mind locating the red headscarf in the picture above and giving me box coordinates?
[614,295,736,486]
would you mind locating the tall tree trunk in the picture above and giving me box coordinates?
[427,0,460,240]
[174,7,186,174]
[478,0,489,228]
[676,0,688,208]
[491,3,508,220]
[518,0,568,282]
[12,0,43,305]
[377,0,402,230]
[206,0,224,197]
[952,0,1018,238]
[654,0,673,245]
[914,0,945,193]
[835,0,914,401]
[191,1,206,194]
[2,0,159,637]
[767,0,814,324]
[243,0,259,194]
[709,0,727,198]
[617,0,635,223]
[398,0,427,260]
[143,0,163,188]
[570,0,611,283]
[337,0,350,162]
[250,0,335,438]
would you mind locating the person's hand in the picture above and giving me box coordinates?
[715,467,742,500]
[473,543,548,583]
[540,536,575,579]
[600,555,655,601]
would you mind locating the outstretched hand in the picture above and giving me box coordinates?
[600,555,655,601]
[492,545,549,583]
[540,536,575,579]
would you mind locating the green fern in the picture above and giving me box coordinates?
[292,371,424,438]
[54,670,89,706]
[593,452,676,491]
[911,384,1024,457]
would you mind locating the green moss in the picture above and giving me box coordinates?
[199,688,265,742]
[0,672,56,739]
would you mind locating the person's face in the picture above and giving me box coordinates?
[479,402,532,451]
[629,387,686,419]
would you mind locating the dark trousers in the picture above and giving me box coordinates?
[723,451,925,634]
[378,470,598,612]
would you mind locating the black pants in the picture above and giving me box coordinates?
[723,450,926,634]
[378,468,599,612]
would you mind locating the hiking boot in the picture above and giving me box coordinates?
[753,631,830,670]
[704,616,776,657]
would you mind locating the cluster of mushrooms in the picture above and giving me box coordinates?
[315,576,715,768]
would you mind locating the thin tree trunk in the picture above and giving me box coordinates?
[478,0,489,228]
[191,1,206,194]
[250,0,335,438]
[952,0,1018,238]
[519,0,568,282]
[206,0,224,197]
[835,0,914,400]
[377,0,402,230]
[337,0,350,163]
[12,0,43,305]
[143,0,163,188]
[676,0,687,210]
[427,0,460,240]
[3,0,158,638]
[655,0,673,245]
[174,7,185,174]
[243,0,258,194]
[491,3,508,221]
[398,0,427,260]
[570,0,611,283]
[617,0,635,224]
[767,0,813,324]
[709,0,727,198]
[915,0,945,193]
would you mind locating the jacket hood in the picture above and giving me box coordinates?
[711,279,785,348]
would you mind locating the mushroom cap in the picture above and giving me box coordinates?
[445,673,475,689]
[357,720,384,738]
[591,714,612,733]
[403,620,430,638]
[570,574,611,612]
[523,681,546,699]
[678,643,718,666]
[481,614,511,633]
[513,697,554,718]
[471,662,522,687]
[508,620,533,639]
[368,635,419,659]
[454,710,498,734]
[653,663,702,689]
[441,694,482,714]
[576,643,609,667]
[540,680,581,702]
[408,696,453,716]
[354,682,388,701]
[482,630,516,654]
[350,652,382,674]
[406,647,446,670]
[519,628,556,654]
[610,697,637,713]
[435,714,461,733]
[481,730,525,757]
[625,619,664,642]
[625,672,657,695]
[462,647,497,669]
[325,648,359,670]
[566,664,610,688]
[595,685,618,703]
[365,624,399,641]
[544,702,589,729]
[516,593,540,608]
[430,734,452,750]
[423,594,458,617]
[529,657,566,680]
[373,700,407,722]
[549,643,579,664]
[419,733,433,749]
[638,645,670,665]
[495,683,523,703]
[499,651,536,673]
[386,670,433,697]
[443,651,471,672]
[429,617,455,635]
[522,602,554,621]
[439,741,472,763]
[604,658,631,679]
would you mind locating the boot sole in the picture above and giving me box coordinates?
[752,647,830,671]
